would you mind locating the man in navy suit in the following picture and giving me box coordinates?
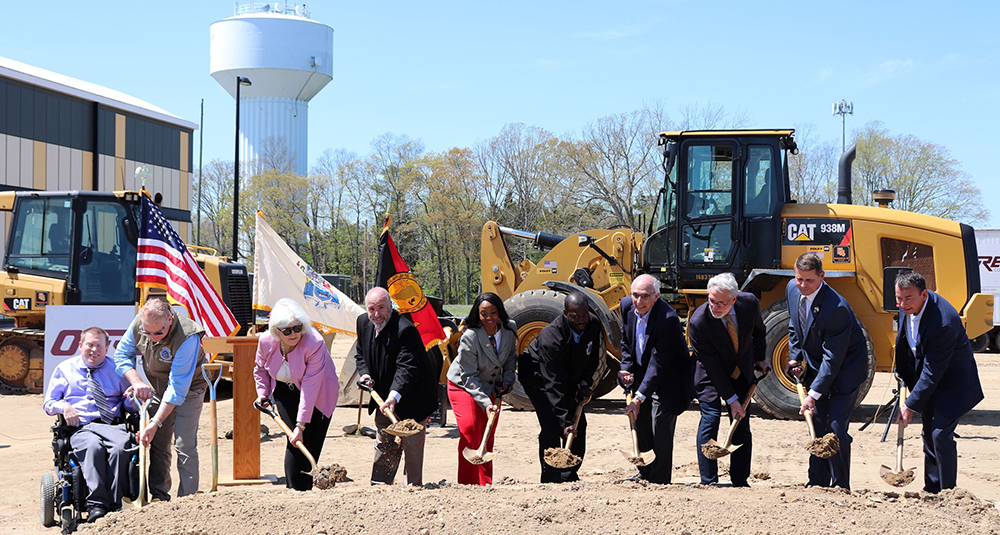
[786,253,868,489]
[894,271,983,493]
[618,274,691,484]
[689,272,770,486]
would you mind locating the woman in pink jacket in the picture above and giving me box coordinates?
[253,298,339,490]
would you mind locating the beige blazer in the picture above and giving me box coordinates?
[446,321,517,410]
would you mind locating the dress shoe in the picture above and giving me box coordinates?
[625,474,645,482]
[87,505,108,522]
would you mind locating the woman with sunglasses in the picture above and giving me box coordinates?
[446,292,517,485]
[253,298,339,490]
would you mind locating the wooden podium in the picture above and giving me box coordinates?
[207,336,276,486]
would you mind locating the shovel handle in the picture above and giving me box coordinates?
[475,397,502,457]
[895,384,908,472]
[794,381,818,440]
[625,392,641,457]
[254,401,317,472]
[368,390,400,425]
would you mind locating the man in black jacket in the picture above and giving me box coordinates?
[619,274,691,484]
[518,292,603,483]
[356,287,438,486]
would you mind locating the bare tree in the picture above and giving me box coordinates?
[788,123,839,204]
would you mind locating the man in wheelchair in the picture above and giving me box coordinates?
[43,327,137,523]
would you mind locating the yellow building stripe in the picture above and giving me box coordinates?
[32,141,45,190]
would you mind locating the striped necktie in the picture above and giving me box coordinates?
[723,316,739,353]
[798,295,809,334]
[87,368,115,424]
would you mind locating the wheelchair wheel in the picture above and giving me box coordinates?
[39,472,57,527]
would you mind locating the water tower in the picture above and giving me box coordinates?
[210,3,333,176]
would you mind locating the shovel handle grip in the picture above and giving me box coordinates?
[794,382,818,439]
[476,399,501,457]
[367,390,400,424]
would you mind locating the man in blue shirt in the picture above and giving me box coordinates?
[44,327,136,522]
[114,298,207,500]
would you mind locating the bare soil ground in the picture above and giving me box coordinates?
[3,343,999,534]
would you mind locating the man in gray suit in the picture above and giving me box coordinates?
[786,253,868,489]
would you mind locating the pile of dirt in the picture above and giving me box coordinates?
[387,419,424,435]
[312,463,348,490]
[806,433,840,458]
[880,468,915,487]
[85,482,1000,535]
[701,443,731,460]
[543,448,581,468]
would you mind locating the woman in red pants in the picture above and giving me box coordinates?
[446,292,517,485]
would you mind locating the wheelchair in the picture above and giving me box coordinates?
[40,413,139,533]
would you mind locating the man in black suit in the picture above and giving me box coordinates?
[786,252,868,489]
[689,272,769,486]
[356,287,438,486]
[619,274,691,484]
[518,292,603,483]
[894,271,983,493]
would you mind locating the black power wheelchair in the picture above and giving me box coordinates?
[40,413,140,533]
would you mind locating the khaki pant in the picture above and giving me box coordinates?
[148,387,205,500]
[371,411,426,486]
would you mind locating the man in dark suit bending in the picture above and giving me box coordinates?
[689,272,770,486]
[618,274,691,484]
[356,287,438,486]
[894,271,983,493]
[786,252,869,489]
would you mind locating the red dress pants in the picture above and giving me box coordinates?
[447,381,499,485]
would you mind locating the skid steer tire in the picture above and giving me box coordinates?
[502,290,566,411]
[752,299,876,420]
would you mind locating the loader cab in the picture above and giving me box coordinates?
[644,130,794,290]
[3,191,140,305]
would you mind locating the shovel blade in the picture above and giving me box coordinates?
[383,427,421,438]
[342,424,359,434]
[462,447,495,465]
[620,448,654,466]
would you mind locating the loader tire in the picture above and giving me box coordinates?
[752,299,876,420]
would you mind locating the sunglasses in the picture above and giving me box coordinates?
[140,324,169,336]
[278,324,304,336]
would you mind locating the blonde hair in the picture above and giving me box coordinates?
[267,298,316,339]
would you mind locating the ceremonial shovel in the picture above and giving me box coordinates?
[544,394,590,469]
[254,399,319,477]
[701,369,769,460]
[880,383,916,487]
[342,388,376,438]
[462,394,504,465]
[619,390,655,466]
[122,397,152,509]
[201,362,229,492]
[793,373,839,459]
[357,382,424,438]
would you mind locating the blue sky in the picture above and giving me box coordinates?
[3,1,999,224]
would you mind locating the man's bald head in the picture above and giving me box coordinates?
[365,287,392,330]
[630,274,659,316]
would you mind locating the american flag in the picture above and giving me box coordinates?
[136,192,240,337]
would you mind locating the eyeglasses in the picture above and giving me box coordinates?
[140,323,169,336]
[279,324,303,336]
[708,297,734,308]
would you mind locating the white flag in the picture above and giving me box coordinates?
[253,213,364,335]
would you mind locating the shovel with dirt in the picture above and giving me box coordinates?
[357,381,425,438]
[254,399,344,489]
[701,369,769,461]
[880,383,916,487]
[544,394,590,470]
[462,394,504,466]
[793,372,839,459]
[619,390,655,467]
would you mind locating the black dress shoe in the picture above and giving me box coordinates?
[87,505,108,522]
[625,474,645,482]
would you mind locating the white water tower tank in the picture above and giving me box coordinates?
[210,3,333,176]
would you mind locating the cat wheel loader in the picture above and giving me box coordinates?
[0,190,252,393]
[482,129,993,417]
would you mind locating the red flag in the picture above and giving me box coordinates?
[136,192,240,337]
[376,218,446,348]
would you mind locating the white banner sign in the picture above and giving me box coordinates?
[43,305,138,391]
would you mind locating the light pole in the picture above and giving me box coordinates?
[832,99,853,153]
[233,76,252,261]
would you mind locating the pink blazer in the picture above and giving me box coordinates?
[253,329,339,423]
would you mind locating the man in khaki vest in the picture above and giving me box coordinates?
[114,298,207,500]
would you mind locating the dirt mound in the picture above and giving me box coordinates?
[806,433,840,458]
[543,447,581,468]
[313,463,348,490]
[880,468,915,487]
[84,482,1000,535]
[386,419,424,435]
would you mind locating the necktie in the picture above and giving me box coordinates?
[488,334,497,353]
[87,368,115,424]
[723,316,739,353]
[798,295,808,334]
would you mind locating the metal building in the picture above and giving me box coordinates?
[0,55,197,251]
[210,2,334,177]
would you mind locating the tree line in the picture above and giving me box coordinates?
[193,104,989,305]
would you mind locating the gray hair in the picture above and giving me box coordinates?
[707,272,739,298]
[267,298,316,339]
[365,287,391,308]
[140,298,172,324]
